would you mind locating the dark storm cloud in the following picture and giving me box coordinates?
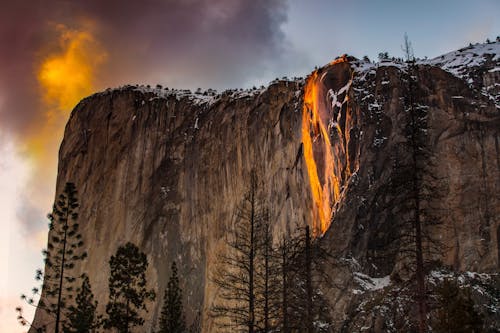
[0,0,295,135]
[84,0,292,88]
[0,2,48,134]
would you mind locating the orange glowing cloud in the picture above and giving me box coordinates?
[26,24,106,158]
[38,25,107,122]
[22,24,107,209]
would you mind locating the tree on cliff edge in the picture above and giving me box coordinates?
[158,261,186,333]
[18,182,87,333]
[104,242,156,333]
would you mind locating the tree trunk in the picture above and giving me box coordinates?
[281,238,289,333]
[126,298,130,333]
[414,195,427,333]
[55,207,69,333]
[248,185,255,333]
[305,226,313,333]
[264,225,270,333]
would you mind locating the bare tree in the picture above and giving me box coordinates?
[276,226,333,332]
[402,33,415,62]
[211,171,268,333]
[254,217,281,332]
[211,172,334,332]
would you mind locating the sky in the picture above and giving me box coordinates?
[1,0,498,331]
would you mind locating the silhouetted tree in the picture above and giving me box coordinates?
[378,52,389,61]
[254,217,281,332]
[404,39,427,333]
[158,261,186,333]
[388,35,447,333]
[277,236,296,333]
[284,227,332,332]
[211,171,268,332]
[19,182,86,333]
[63,274,101,333]
[16,306,45,333]
[402,33,415,62]
[104,242,155,333]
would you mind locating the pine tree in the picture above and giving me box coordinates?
[104,242,156,333]
[281,227,332,332]
[63,274,101,333]
[15,306,45,333]
[385,34,446,333]
[378,51,389,61]
[405,50,428,333]
[158,261,186,333]
[19,182,87,333]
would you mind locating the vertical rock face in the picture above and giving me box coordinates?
[320,45,500,331]
[33,43,499,332]
[41,81,314,332]
[328,63,500,273]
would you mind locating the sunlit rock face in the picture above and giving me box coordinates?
[33,81,315,332]
[32,43,499,332]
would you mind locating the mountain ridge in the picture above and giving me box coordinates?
[33,41,499,332]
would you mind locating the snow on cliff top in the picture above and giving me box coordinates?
[93,84,220,106]
[95,41,498,104]
[351,41,499,82]
[421,40,499,81]
[94,78,299,107]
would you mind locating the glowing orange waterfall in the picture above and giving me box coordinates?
[302,57,348,236]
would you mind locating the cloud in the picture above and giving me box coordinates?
[0,138,42,333]
[2,23,108,244]
[25,23,106,176]
[0,2,45,135]
[1,0,291,135]
[1,5,296,324]
[79,0,292,89]
[15,195,47,236]
[0,0,295,239]
[37,24,107,113]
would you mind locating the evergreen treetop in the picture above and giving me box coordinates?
[63,274,101,333]
[104,242,156,333]
[19,182,87,333]
[158,261,186,333]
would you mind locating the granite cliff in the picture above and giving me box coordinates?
[33,42,499,332]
